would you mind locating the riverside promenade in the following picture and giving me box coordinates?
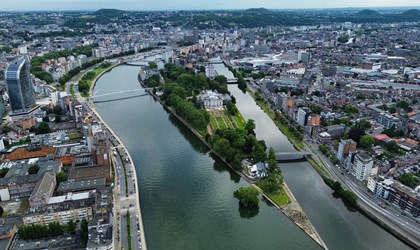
[70,61,147,250]
[88,100,147,250]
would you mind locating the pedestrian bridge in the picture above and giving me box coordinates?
[275,151,311,161]
[91,88,152,103]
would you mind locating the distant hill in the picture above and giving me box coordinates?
[357,9,381,16]
[245,8,270,13]
[402,9,420,16]
[94,9,126,15]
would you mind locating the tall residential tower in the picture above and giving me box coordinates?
[5,55,35,112]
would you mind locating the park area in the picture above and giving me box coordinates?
[209,109,245,133]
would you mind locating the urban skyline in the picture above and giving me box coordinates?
[1,0,419,11]
[0,4,419,250]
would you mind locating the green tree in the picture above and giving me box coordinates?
[359,135,375,149]
[148,61,158,69]
[42,116,50,122]
[226,101,238,115]
[396,100,410,111]
[80,219,88,243]
[348,127,366,143]
[259,173,283,193]
[386,141,399,153]
[309,103,322,114]
[389,107,397,114]
[245,119,256,133]
[237,76,247,93]
[233,186,259,208]
[0,168,9,178]
[67,220,76,232]
[35,122,51,135]
[355,119,371,130]
[338,34,349,43]
[267,147,278,173]
[194,74,208,90]
[252,142,267,163]
[56,172,68,184]
[381,103,389,111]
[28,164,40,174]
[1,126,11,133]
[397,173,419,188]
[53,106,63,115]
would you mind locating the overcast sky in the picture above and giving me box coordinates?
[1,0,419,11]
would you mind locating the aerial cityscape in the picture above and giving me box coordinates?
[0,1,419,250]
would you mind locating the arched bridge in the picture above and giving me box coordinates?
[91,88,152,103]
[275,151,311,161]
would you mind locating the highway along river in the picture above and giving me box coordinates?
[94,64,410,250]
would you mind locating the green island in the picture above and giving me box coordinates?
[146,63,290,207]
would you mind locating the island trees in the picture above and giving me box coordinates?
[234,186,259,208]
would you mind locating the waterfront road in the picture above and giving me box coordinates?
[304,139,420,248]
[75,92,145,249]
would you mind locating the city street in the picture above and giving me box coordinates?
[74,87,145,249]
[304,139,420,242]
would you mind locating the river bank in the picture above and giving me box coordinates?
[88,96,147,250]
[76,63,147,250]
[88,62,121,97]
[246,86,419,250]
[145,84,328,249]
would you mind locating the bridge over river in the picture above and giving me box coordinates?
[91,88,153,103]
[275,151,311,161]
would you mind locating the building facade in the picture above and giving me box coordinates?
[337,139,357,162]
[5,55,35,112]
[354,153,373,181]
[377,113,401,129]
[23,207,93,225]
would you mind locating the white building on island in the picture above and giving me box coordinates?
[197,90,231,109]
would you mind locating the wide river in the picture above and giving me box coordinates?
[94,65,411,250]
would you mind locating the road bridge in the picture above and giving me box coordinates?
[275,151,312,161]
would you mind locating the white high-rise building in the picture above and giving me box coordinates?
[354,153,373,181]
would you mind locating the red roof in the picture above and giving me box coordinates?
[373,134,389,141]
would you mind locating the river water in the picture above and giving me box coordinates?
[94,65,410,250]
[228,86,411,250]
[94,65,320,250]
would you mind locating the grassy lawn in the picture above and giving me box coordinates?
[232,111,246,129]
[70,83,75,97]
[17,197,30,214]
[80,63,115,97]
[207,108,246,134]
[272,117,303,149]
[210,117,218,130]
[307,156,331,179]
[265,188,291,206]
[215,116,228,129]
[69,132,84,139]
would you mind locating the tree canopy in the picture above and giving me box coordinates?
[359,135,375,149]
[397,173,419,188]
[28,164,40,174]
[234,186,259,208]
